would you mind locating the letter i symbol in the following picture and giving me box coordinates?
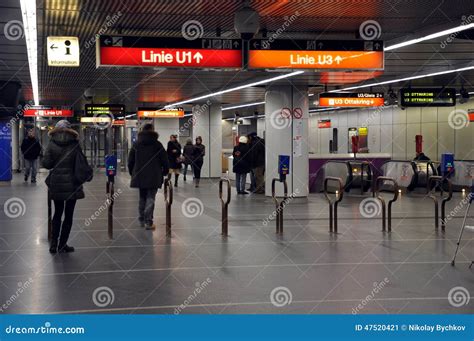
[65,40,71,55]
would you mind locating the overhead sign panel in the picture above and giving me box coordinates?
[24,108,73,117]
[97,36,242,69]
[84,104,125,116]
[319,92,385,107]
[47,36,80,67]
[399,88,456,107]
[137,107,185,118]
[248,39,384,70]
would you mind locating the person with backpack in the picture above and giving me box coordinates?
[128,124,169,230]
[167,134,182,187]
[20,128,42,183]
[232,136,252,195]
[248,132,266,194]
[182,139,194,182]
[42,120,92,254]
[191,136,205,188]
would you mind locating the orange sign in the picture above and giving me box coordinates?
[137,109,184,118]
[248,50,383,70]
[319,97,385,107]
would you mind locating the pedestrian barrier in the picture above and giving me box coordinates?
[428,176,452,231]
[323,176,344,233]
[219,179,231,236]
[106,178,115,239]
[375,177,399,232]
[271,178,288,234]
[164,179,173,237]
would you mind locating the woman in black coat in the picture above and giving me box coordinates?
[42,120,85,253]
[191,136,206,188]
[232,136,252,194]
[167,135,182,187]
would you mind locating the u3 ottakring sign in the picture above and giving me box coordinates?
[248,39,384,70]
[319,92,385,107]
[96,35,242,69]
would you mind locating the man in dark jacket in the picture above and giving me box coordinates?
[128,124,169,230]
[167,134,182,187]
[248,133,266,194]
[233,136,252,194]
[42,120,85,253]
[21,129,42,183]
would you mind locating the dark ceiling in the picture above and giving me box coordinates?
[1,0,474,115]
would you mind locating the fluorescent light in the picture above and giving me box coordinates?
[165,71,304,108]
[308,93,314,97]
[183,113,193,117]
[20,0,39,105]
[222,101,265,111]
[223,114,265,121]
[330,65,474,92]
[386,23,474,51]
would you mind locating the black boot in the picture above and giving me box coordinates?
[174,174,179,187]
[58,245,75,253]
[49,240,58,254]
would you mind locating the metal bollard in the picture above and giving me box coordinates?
[375,177,399,232]
[428,176,453,231]
[323,177,344,233]
[47,191,52,241]
[219,179,231,236]
[106,179,114,239]
[271,178,288,234]
[164,179,173,237]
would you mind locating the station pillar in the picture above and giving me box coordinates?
[265,85,309,197]
[192,102,222,178]
[11,118,20,172]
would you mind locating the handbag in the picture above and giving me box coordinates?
[74,148,93,184]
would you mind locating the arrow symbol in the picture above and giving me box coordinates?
[233,41,240,48]
[104,38,112,45]
[50,44,58,50]
[374,42,381,50]
[335,56,342,64]
[318,42,324,49]
[193,52,203,63]
[253,41,259,49]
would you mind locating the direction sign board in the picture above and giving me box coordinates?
[248,39,384,70]
[97,36,242,69]
[47,36,80,67]
[319,92,385,107]
[137,107,184,118]
[24,109,73,117]
[84,104,125,116]
[399,88,456,107]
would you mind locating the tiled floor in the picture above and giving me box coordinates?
[0,171,472,314]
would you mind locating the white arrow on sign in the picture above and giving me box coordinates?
[193,52,203,63]
[335,56,342,64]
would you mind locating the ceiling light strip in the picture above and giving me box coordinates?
[20,0,39,105]
[222,101,266,111]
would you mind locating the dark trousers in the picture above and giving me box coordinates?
[52,200,77,247]
[183,162,192,177]
[139,188,158,225]
[192,160,203,179]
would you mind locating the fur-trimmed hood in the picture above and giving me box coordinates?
[48,127,79,145]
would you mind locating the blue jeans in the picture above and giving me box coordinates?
[138,188,158,225]
[235,173,247,193]
[24,159,38,181]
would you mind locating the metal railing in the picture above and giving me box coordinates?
[164,179,173,237]
[106,179,115,239]
[324,177,344,233]
[219,179,231,236]
[271,178,288,234]
[375,177,399,232]
[428,176,453,231]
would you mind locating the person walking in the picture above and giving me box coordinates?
[167,134,182,187]
[249,132,266,194]
[21,128,42,183]
[43,120,90,253]
[182,138,194,182]
[128,124,169,230]
[191,136,205,188]
[246,134,257,192]
[232,136,252,195]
